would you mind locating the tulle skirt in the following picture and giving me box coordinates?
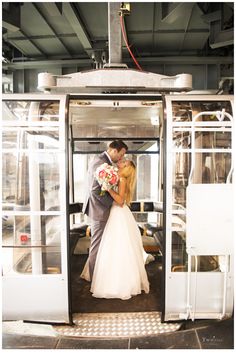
[81,203,150,300]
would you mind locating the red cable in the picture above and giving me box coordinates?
[120,15,142,71]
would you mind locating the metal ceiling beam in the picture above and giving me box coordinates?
[7,29,47,57]
[201,10,221,23]
[43,3,62,17]
[6,29,210,43]
[135,56,233,64]
[161,3,180,23]
[210,29,234,49]
[3,58,93,70]
[3,56,233,70]
[196,3,209,15]
[203,7,234,49]
[62,3,93,57]
[6,34,79,41]
[179,4,195,52]
[32,3,72,57]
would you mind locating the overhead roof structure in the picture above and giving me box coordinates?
[2,2,234,72]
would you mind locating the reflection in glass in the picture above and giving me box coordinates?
[172,151,231,206]
[2,130,59,150]
[2,99,64,277]
[171,99,232,272]
[193,152,231,184]
[2,101,60,122]
[172,101,232,122]
[191,256,224,272]
[2,152,60,211]
[173,130,191,149]
[195,131,231,149]
[171,231,187,271]
[172,152,190,207]
[171,232,227,272]
[2,215,62,275]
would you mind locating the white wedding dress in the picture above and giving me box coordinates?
[81,203,150,300]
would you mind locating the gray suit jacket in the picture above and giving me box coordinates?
[82,152,114,221]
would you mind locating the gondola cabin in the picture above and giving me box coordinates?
[2,68,234,323]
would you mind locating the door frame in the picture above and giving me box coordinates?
[67,94,165,316]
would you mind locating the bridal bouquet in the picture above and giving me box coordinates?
[95,163,119,196]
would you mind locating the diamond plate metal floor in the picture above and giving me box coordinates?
[54,312,181,338]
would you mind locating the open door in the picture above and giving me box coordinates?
[68,96,164,315]
[163,94,234,321]
[2,94,71,323]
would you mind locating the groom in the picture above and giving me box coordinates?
[82,139,128,280]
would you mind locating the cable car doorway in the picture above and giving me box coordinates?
[68,96,164,314]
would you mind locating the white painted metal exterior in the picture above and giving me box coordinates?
[164,95,234,321]
[37,70,192,93]
[186,184,233,255]
[2,89,234,324]
[2,94,70,323]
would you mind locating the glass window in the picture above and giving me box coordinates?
[2,215,62,275]
[171,231,187,272]
[172,101,232,122]
[173,130,191,149]
[194,131,231,149]
[2,129,59,150]
[2,99,65,277]
[172,152,190,207]
[170,99,233,272]
[2,100,60,122]
[192,152,231,184]
[171,232,227,272]
[2,152,61,211]
[172,130,232,150]
[71,141,159,227]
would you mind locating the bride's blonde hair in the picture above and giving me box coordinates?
[120,160,136,205]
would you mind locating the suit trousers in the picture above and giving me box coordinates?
[89,217,109,280]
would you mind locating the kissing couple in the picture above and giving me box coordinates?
[81,139,150,300]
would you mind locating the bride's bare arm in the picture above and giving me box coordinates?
[107,178,126,206]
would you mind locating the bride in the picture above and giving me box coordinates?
[81,159,150,300]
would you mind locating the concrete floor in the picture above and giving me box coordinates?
[2,317,234,349]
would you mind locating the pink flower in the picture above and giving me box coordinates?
[110,175,117,185]
[95,163,119,195]
[98,170,106,178]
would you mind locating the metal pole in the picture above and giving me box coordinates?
[108,2,122,65]
[28,102,43,274]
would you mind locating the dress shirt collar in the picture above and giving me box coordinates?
[104,151,113,164]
